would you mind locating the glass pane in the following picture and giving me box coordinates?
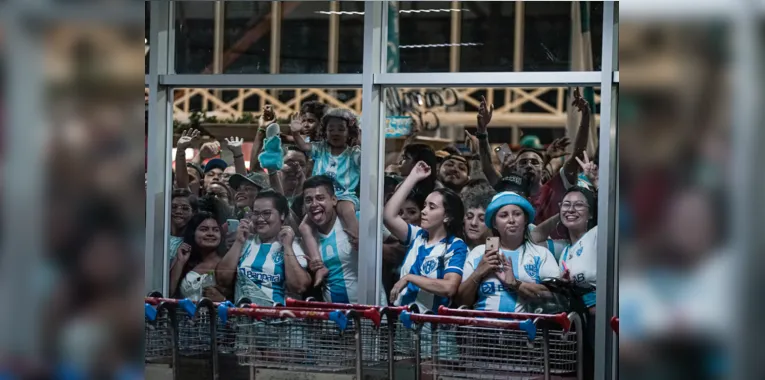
[168,88,372,305]
[392,1,603,72]
[173,1,363,74]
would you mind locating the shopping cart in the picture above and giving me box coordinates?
[285,298,418,380]
[400,307,584,380]
[144,296,221,380]
[221,305,380,380]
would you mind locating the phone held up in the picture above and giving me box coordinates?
[485,237,503,271]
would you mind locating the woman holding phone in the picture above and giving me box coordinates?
[384,161,468,312]
[216,190,312,306]
[455,191,560,312]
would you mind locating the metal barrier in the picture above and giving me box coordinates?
[145,296,585,380]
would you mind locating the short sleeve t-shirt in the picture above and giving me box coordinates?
[558,226,597,307]
[394,225,468,312]
[236,237,308,306]
[463,243,560,312]
[310,141,361,195]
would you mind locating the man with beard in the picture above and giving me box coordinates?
[472,90,591,233]
[437,154,470,193]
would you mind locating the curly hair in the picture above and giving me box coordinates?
[461,188,495,211]
[319,108,360,146]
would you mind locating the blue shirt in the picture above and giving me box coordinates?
[236,237,308,306]
[310,141,361,195]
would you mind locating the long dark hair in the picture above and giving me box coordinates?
[557,186,598,241]
[431,188,465,241]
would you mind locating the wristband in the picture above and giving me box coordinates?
[476,132,488,139]
[233,154,243,159]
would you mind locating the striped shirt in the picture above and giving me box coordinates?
[310,141,361,195]
[236,236,308,306]
[463,242,560,312]
[394,225,468,312]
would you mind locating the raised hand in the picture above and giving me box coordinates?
[199,141,221,159]
[571,87,589,113]
[477,95,494,133]
[177,243,191,264]
[476,248,501,278]
[177,128,200,150]
[409,161,432,182]
[224,136,244,156]
[278,226,295,246]
[236,219,252,243]
[259,105,276,128]
[289,112,303,134]
[575,151,598,184]
[546,137,570,159]
[464,130,479,154]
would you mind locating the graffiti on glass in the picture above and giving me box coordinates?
[385,88,460,131]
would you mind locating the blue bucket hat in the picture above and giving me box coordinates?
[485,191,536,229]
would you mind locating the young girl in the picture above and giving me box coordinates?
[291,108,361,288]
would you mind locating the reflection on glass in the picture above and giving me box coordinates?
[173,1,363,74]
[393,1,603,72]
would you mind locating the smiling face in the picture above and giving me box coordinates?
[420,192,447,232]
[194,218,221,250]
[560,191,591,231]
[325,118,349,148]
[171,196,193,229]
[204,168,224,191]
[493,204,527,240]
[303,185,337,228]
[438,158,469,189]
[399,199,422,226]
[234,182,259,209]
[464,207,489,242]
[251,197,283,240]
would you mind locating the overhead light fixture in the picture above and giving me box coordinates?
[316,9,469,16]
[399,42,484,49]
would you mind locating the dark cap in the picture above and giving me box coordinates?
[494,174,530,198]
[228,172,270,190]
[203,158,228,173]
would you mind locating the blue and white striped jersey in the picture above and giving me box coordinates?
[168,236,184,266]
[236,236,308,306]
[318,217,359,303]
[558,226,598,307]
[310,141,361,195]
[394,225,468,312]
[463,242,560,312]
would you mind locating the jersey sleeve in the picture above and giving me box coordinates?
[309,141,325,160]
[443,239,469,276]
[350,145,361,167]
[461,245,485,283]
[402,224,422,247]
[536,246,562,282]
[291,241,309,269]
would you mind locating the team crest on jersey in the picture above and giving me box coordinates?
[421,259,437,274]
[575,246,584,257]
[524,256,543,282]
[272,251,284,265]
[480,282,495,295]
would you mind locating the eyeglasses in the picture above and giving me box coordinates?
[250,210,274,220]
[171,204,192,212]
[560,202,589,211]
[518,158,541,166]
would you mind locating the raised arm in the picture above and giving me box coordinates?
[531,214,561,245]
[225,136,247,174]
[383,161,432,242]
[169,243,191,297]
[475,96,500,185]
[174,128,200,189]
[562,88,591,185]
[289,113,311,153]
[215,219,252,288]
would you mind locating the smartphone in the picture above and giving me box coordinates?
[485,237,502,270]
[496,143,512,163]
[226,219,240,234]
